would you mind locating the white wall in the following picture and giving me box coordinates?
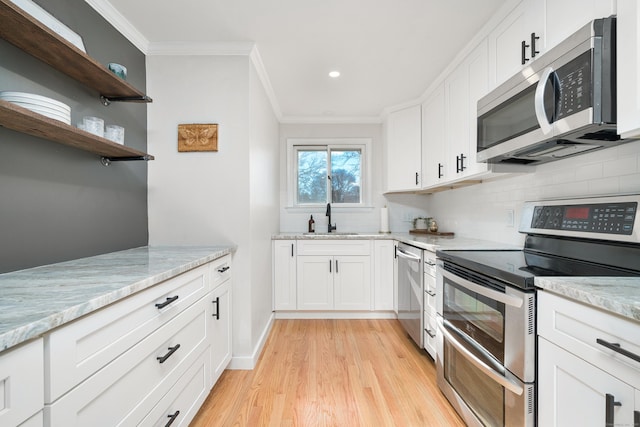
[146,53,279,366]
[427,140,640,245]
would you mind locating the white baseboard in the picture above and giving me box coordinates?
[274,311,398,320]
[228,312,275,370]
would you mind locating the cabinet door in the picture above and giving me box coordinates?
[421,84,447,187]
[538,337,635,427]
[273,240,297,310]
[385,105,422,191]
[334,255,371,310]
[545,0,616,50]
[445,40,489,179]
[373,240,394,311]
[617,0,640,138]
[297,256,333,310]
[210,280,232,387]
[488,0,544,88]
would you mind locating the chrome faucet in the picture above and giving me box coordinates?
[326,203,337,233]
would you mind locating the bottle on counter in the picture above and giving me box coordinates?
[308,215,315,233]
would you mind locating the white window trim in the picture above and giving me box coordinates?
[286,138,372,209]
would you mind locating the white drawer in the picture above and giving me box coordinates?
[210,254,232,290]
[45,264,209,403]
[538,291,640,389]
[297,239,371,256]
[423,313,437,359]
[47,297,209,427]
[0,339,43,427]
[423,274,436,315]
[139,349,210,427]
[424,250,436,277]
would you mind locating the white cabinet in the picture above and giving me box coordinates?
[373,240,394,311]
[488,0,545,88]
[539,337,635,427]
[272,240,296,310]
[0,339,43,427]
[297,255,371,310]
[444,38,489,180]
[538,291,640,426]
[421,84,446,187]
[545,0,616,50]
[209,277,232,387]
[422,251,437,359]
[385,105,422,192]
[617,0,640,138]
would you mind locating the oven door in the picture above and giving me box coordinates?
[436,316,535,427]
[440,267,535,383]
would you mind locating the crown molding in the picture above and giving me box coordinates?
[279,115,383,124]
[249,47,283,121]
[84,0,150,53]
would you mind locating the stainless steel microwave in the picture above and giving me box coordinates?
[477,17,629,165]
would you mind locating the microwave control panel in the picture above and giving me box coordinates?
[531,202,637,235]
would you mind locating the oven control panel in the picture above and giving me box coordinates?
[531,202,637,234]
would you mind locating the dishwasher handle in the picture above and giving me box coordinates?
[396,247,421,262]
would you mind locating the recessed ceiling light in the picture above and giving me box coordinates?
[328,71,340,78]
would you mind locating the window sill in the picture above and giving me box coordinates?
[285,205,375,213]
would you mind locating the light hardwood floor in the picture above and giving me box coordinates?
[190,319,465,427]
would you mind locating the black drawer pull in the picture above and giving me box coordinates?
[212,296,220,319]
[165,410,180,427]
[217,266,230,273]
[606,393,622,426]
[596,338,640,363]
[426,290,436,297]
[425,328,436,338]
[157,344,181,364]
[155,295,179,309]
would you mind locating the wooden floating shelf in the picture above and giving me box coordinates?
[0,0,150,100]
[0,100,154,160]
[409,229,454,236]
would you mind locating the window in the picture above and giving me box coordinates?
[288,139,370,208]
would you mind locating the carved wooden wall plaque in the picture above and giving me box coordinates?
[178,123,218,152]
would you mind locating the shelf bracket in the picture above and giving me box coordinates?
[100,95,153,106]
[100,155,152,166]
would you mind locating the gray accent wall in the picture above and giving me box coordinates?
[0,0,148,273]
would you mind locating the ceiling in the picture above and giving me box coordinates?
[97,0,507,122]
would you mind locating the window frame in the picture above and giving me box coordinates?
[287,138,371,209]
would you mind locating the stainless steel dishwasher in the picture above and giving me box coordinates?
[396,242,423,347]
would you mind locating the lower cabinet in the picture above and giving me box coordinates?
[538,291,640,426]
[209,278,232,386]
[0,339,43,427]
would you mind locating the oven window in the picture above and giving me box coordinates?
[444,339,504,426]
[443,277,505,363]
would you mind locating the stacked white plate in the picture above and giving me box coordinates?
[0,91,71,125]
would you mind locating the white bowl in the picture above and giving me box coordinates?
[0,91,70,110]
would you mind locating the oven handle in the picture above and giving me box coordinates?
[396,247,421,262]
[437,317,524,395]
[442,269,523,308]
[534,66,555,135]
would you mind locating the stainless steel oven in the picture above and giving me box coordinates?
[396,242,423,348]
[435,194,640,427]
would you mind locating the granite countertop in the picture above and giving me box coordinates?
[536,277,640,323]
[272,231,520,252]
[0,245,235,353]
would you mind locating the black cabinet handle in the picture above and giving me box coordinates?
[415,172,419,186]
[521,40,530,64]
[425,328,436,338]
[212,296,220,319]
[157,344,181,364]
[531,32,540,58]
[426,289,436,297]
[329,259,332,273]
[335,259,339,274]
[596,338,640,363]
[460,153,466,172]
[217,266,230,273]
[291,243,294,257]
[438,163,443,179]
[605,393,622,426]
[165,410,180,427]
[634,410,639,427]
[155,295,179,309]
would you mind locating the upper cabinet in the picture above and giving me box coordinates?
[544,0,616,49]
[421,84,446,188]
[617,0,640,138]
[385,104,422,192]
[488,0,545,88]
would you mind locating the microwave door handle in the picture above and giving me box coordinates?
[437,317,524,396]
[442,269,523,308]
[534,66,555,135]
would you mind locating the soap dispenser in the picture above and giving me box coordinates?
[308,215,315,233]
